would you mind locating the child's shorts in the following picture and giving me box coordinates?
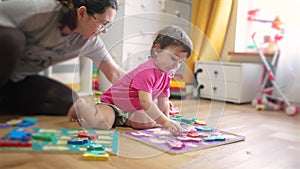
[96,101,129,128]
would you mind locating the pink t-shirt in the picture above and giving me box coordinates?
[101,58,170,112]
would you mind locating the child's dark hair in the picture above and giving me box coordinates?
[57,0,118,30]
[150,26,193,58]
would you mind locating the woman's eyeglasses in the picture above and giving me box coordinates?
[91,15,112,33]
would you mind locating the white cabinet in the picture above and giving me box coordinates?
[194,61,263,103]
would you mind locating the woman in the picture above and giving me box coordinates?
[0,0,124,115]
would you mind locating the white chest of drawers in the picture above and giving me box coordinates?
[194,61,263,103]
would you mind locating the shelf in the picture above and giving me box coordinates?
[227,51,276,63]
[228,51,275,57]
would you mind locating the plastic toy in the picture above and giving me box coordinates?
[176,136,201,142]
[5,117,38,128]
[203,136,226,142]
[170,74,187,99]
[78,131,98,140]
[31,132,56,142]
[17,122,35,127]
[0,138,32,147]
[165,140,185,149]
[195,126,214,132]
[0,123,10,128]
[82,151,110,161]
[67,138,89,145]
[247,9,299,116]
[6,119,23,126]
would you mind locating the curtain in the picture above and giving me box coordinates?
[184,0,233,83]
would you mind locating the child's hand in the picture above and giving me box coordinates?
[164,120,182,136]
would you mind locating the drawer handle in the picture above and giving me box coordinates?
[199,85,204,89]
[214,71,218,77]
[213,87,217,91]
[193,69,203,87]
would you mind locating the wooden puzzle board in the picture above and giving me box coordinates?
[0,127,119,154]
[123,126,245,154]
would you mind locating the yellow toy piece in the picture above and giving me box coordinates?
[82,151,110,161]
[170,78,186,89]
[194,120,207,126]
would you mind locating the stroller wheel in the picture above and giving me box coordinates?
[252,98,262,107]
[285,105,299,116]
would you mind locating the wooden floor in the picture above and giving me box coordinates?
[0,99,300,169]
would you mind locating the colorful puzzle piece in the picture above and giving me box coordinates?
[67,138,89,145]
[78,131,98,140]
[131,131,153,137]
[87,143,105,151]
[194,120,207,126]
[31,132,56,142]
[9,129,31,140]
[82,151,110,161]
[6,119,23,126]
[17,122,35,127]
[181,117,198,124]
[0,138,32,147]
[166,140,185,149]
[182,125,197,133]
[186,132,202,138]
[203,136,226,142]
[0,123,10,129]
[4,117,38,128]
[195,126,214,132]
[176,136,201,142]
[23,117,38,123]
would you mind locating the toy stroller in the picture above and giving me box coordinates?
[251,33,299,116]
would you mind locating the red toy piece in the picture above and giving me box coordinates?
[78,131,98,140]
[187,131,201,138]
[0,138,32,147]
